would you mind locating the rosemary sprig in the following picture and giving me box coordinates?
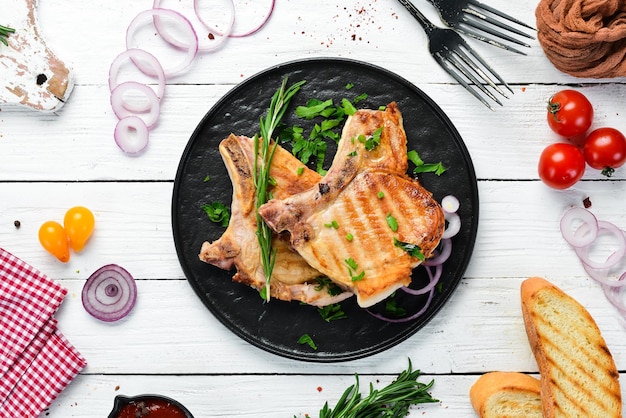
[254,77,305,301]
[315,360,438,418]
[0,25,15,47]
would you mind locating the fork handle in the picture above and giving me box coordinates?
[397,0,436,32]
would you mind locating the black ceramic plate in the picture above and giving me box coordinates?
[172,58,478,362]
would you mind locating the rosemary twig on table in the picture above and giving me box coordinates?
[0,25,15,47]
[254,77,306,302]
[312,359,438,418]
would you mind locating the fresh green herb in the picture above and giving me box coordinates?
[345,233,354,241]
[378,105,387,111]
[254,77,306,302]
[297,334,318,350]
[386,295,407,317]
[201,202,230,227]
[318,303,347,322]
[296,166,305,176]
[345,258,358,270]
[324,220,339,229]
[357,127,382,151]
[296,99,334,120]
[345,83,354,90]
[377,191,384,199]
[203,175,211,182]
[351,271,365,282]
[353,93,368,104]
[394,238,425,261]
[341,98,358,116]
[314,277,343,296]
[314,359,438,418]
[386,213,398,232]
[347,150,357,157]
[407,150,447,176]
[0,25,15,46]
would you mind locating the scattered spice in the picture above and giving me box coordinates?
[583,196,592,208]
[13,220,20,228]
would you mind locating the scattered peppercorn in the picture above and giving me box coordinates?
[13,220,20,228]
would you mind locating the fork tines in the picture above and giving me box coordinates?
[460,0,535,54]
[436,37,512,110]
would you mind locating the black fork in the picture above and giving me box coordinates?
[426,0,535,54]
[397,0,512,110]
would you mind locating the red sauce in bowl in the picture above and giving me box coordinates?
[115,399,188,418]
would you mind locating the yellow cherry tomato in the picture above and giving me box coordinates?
[64,206,95,252]
[39,221,70,262]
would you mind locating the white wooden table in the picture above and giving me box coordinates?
[2,0,626,416]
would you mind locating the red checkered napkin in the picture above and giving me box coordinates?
[0,248,87,418]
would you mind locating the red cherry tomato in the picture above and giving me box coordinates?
[582,127,626,177]
[39,221,70,262]
[547,90,593,138]
[538,143,586,189]
[64,206,95,252]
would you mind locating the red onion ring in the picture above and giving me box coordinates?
[402,264,442,296]
[574,220,626,271]
[109,48,166,113]
[602,274,626,315]
[114,116,150,156]
[111,81,161,129]
[442,212,461,239]
[202,0,275,38]
[366,287,435,323]
[560,206,599,248]
[441,194,460,214]
[425,238,452,266]
[126,8,199,77]
[82,264,137,322]
[151,0,235,52]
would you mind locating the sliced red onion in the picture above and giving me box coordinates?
[442,212,461,239]
[402,264,442,296]
[441,194,460,214]
[114,116,150,156]
[126,8,199,78]
[560,206,599,248]
[366,287,435,323]
[574,220,626,270]
[109,48,166,113]
[425,238,452,266]
[111,81,161,129]
[82,264,137,322]
[205,0,275,38]
[602,275,626,315]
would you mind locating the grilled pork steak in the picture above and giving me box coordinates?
[199,134,353,306]
[259,103,445,307]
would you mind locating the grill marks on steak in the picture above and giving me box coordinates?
[259,103,445,307]
[199,134,353,306]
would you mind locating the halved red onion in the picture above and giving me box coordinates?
[111,81,161,129]
[425,238,452,266]
[82,264,137,322]
[114,116,150,155]
[560,206,599,248]
[441,194,460,214]
[126,8,199,77]
[109,48,165,113]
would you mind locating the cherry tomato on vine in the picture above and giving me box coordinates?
[547,90,593,138]
[582,127,626,177]
[39,221,70,262]
[538,143,586,189]
[64,206,95,252]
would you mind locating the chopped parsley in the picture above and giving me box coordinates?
[201,202,230,227]
[385,295,407,317]
[317,303,347,322]
[407,149,447,176]
[314,277,343,296]
[297,334,318,350]
[394,238,425,261]
[345,233,354,241]
[386,213,398,232]
[324,220,339,229]
[345,258,365,282]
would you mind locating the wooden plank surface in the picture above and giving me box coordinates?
[1,0,626,416]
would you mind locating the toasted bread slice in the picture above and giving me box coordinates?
[470,371,542,418]
[521,277,622,417]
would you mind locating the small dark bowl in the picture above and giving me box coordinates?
[107,394,194,418]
